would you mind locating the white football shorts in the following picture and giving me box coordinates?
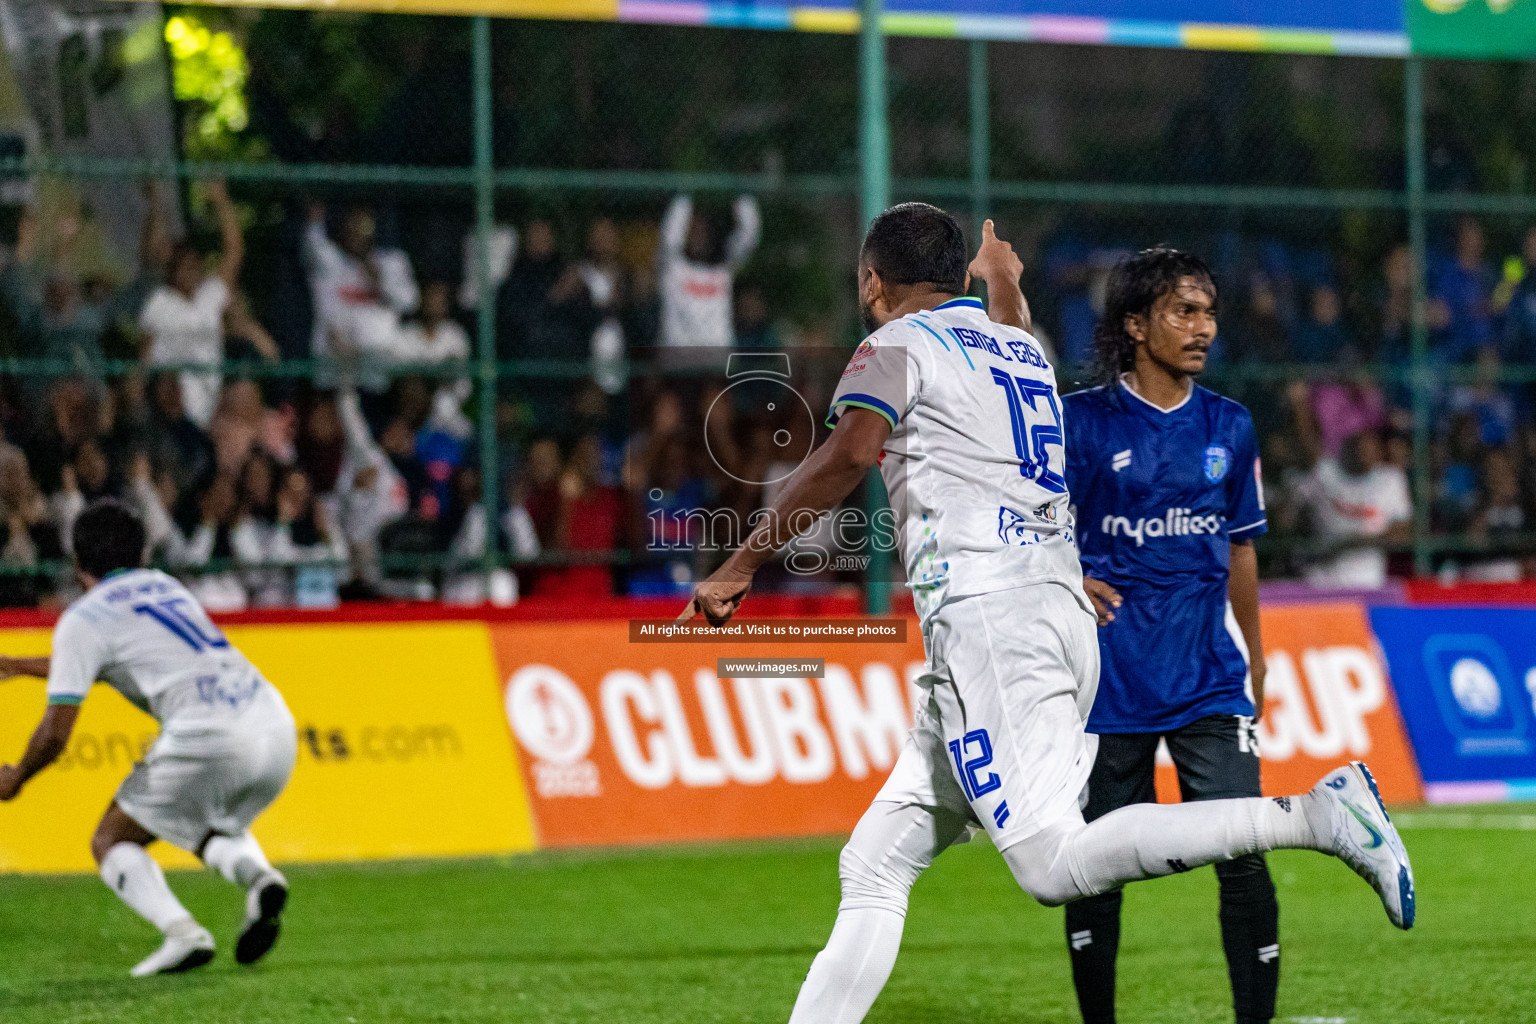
[874,580,1100,850]
[115,683,297,852]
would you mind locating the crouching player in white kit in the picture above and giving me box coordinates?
[0,499,295,977]
[680,204,1414,1024]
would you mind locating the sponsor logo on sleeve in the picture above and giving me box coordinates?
[843,338,877,378]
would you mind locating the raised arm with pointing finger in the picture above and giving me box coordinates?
[972,219,1031,334]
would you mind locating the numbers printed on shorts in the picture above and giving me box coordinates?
[990,369,1067,493]
[947,728,1001,800]
[133,598,230,653]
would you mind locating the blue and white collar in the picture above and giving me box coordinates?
[933,296,984,312]
[1119,373,1194,414]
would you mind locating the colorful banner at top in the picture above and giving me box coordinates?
[134,0,1536,59]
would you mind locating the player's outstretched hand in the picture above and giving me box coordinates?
[679,566,754,628]
[0,764,22,801]
[1083,577,1122,626]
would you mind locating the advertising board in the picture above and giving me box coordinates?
[0,622,537,873]
[1370,607,1536,803]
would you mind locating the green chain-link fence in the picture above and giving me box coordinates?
[1,3,1533,609]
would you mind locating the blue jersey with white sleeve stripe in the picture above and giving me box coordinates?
[1062,381,1267,732]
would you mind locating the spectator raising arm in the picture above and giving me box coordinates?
[304,203,418,394]
[723,195,761,272]
[139,180,173,280]
[128,454,183,560]
[208,179,244,294]
[659,195,692,263]
[225,293,281,363]
[337,384,405,512]
[375,245,419,317]
[334,382,408,563]
[302,203,346,281]
[657,195,757,349]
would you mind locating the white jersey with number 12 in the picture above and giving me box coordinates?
[828,296,1084,622]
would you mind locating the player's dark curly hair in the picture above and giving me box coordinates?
[861,202,968,296]
[1092,246,1217,384]
[73,498,147,580]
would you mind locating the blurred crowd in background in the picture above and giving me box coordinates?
[1044,215,1536,589]
[0,11,1534,609]
[0,177,1533,611]
[0,182,807,609]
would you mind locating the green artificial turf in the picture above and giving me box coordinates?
[0,804,1529,1023]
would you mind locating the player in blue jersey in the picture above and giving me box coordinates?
[1060,248,1278,1024]
[680,210,1412,1024]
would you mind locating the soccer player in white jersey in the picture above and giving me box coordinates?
[679,203,1414,1024]
[0,499,296,977]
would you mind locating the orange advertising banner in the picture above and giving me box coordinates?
[497,603,1423,851]
[1156,602,1423,804]
[489,620,927,847]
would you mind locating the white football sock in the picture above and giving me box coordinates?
[786,907,905,1024]
[786,799,971,1024]
[1006,796,1324,904]
[1267,792,1326,850]
[99,842,195,934]
[203,832,278,889]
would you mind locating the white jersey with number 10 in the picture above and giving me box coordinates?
[46,568,276,729]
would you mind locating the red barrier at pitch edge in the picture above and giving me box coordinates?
[1403,579,1536,605]
[0,579,1525,631]
[0,590,910,630]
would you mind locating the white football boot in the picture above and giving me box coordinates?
[1308,761,1416,930]
[234,869,288,965]
[131,919,216,977]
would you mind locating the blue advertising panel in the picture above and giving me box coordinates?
[1370,607,1536,802]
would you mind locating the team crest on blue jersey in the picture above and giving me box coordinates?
[1203,445,1230,483]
